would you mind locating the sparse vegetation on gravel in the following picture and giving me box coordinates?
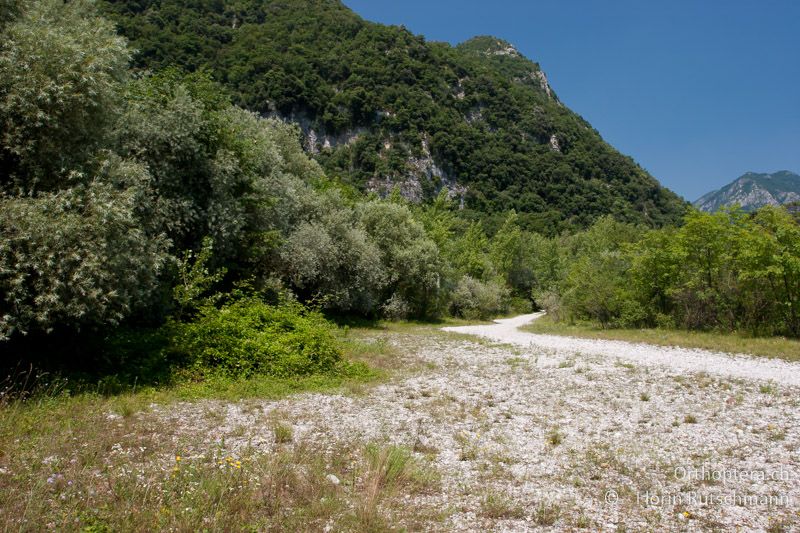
[3,316,800,531]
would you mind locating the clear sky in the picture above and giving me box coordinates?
[342,0,799,201]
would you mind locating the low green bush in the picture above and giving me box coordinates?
[166,297,345,378]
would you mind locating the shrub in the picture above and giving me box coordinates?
[0,177,168,340]
[166,297,344,378]
[278,206,386,314]
[172,236,227,319]
[449,276,510,320]
[0,0,129,189]
[617,299,648,328]
[381,293,411,321]
[654,313,675,330]
[508,296,533,314]
[533,289,563,320]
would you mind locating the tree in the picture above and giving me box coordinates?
[628,227,680,319]
[0,0,167,342]
[277,194,386,314]
[745,207,800,335]
[450,222,493,280]
[359,200,443,317]
[0,0,129,192]
[490,210,534,295]
[449,275,509,319]
[552,216,643,326]
[669,209,746,330]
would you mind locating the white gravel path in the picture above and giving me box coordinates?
[444,312,800,387]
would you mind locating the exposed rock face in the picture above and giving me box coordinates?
[303,127,367,154]
[490,41,520,57]
[694,171,800,212]
[549,134,561,153]
[365,176,424,202]
[284,108,468,206]
[465,107,484,124]
[365,138,468,207]
[534,70,552,98]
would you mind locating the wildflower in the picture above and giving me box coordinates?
[175,455,181,462]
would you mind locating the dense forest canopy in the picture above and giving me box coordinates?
[99,0,688,234]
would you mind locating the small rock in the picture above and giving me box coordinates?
[326,474,340,486]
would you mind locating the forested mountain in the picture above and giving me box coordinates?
[100,0,687,233]
[694,171,800,212]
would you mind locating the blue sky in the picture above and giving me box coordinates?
[343,0,799,201]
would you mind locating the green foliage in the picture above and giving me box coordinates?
[99,0,687,233]
[116,72,268,253]
[380,294,412,321]
[359,200,443,317]
[747,207,800,335]
[449,276,510,320]
[450,222,494,280]
[558,217,644,328]
[0,0,533,384]
[562,253,630,328]
[276,189,386,314]
[14,0,798,392]
[173,237,227,318]
[0,0,20,30]
[0,0,168,342]
[542,207,800,337]
[167,297,346,378]
[0,0,129,191]
[0,166,168,340]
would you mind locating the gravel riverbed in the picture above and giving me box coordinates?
[155,315,800,531]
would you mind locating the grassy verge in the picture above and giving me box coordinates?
[522,314,800,361]
[0,325,451,530]
[0,390,440,531]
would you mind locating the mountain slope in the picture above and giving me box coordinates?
[694,171,800,212]
[100,0,687,233]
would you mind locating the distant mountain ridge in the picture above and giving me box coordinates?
[694,171,800,212]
